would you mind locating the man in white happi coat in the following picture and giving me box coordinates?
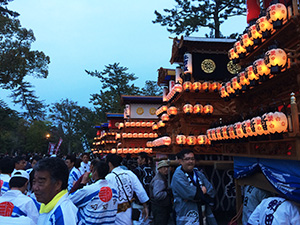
[106,154,149,225]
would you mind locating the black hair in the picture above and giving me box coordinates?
[138,152,149,163]
[30,155,41,164]
[9,177,28,188]
[0,157,15,174]
[74,157,82,169]
[14,156,25,164]
[106,154,122,167]
[82,152,90,158]
[177,149,194,160]
[66,154,76,164]
[94,161,109,179]
[34,157,69,190]
[91,158,100,167]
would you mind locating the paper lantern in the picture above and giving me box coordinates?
[246,65,259,82]
[141,122,147,127]
[273,112,288,133]
[162,136,172,146]
[183,103,193,114]
[157,120,165,128]
[144,133,149,138]
[221,126,229,139]
[220,85,229,99]
[138,133,144,138]
[176,134,186,145]
[225,81,235,95]
[184,53,193,75]
[135,122,141,127]
[261,113,270,135]
[197,135,207,145]
[231,76,242,91]
[161,113,169,122]
[253,58,271,78]
[193,103,203,115]
[211,129,217,141]
[176,67,183,84]
[228,48,239,63]
[202,81,210,92]
[265,112,277,134]
[252,116,266,136]
[111,148,116,154]
[127,133,133,138]
[235,122,244,138]
[248,24,262,44]
[256,16,273,38]
[216,127,222,140]
[203,104,213,115]
[266,3,287,29]
[118,122,124,129]
[115,133,121,140]
[122,133,128,138]
[264,48,287,73]
[240,33,254,52]
[211,82,221,92]
[187,135,197,145]
[149,133,154,138]
[146,121,153,127]
[250,118,258,136]
[152,123,158,131]
[129,122,135,127]
[167,106,178,117]
[154,133,158,138]
[125,122,130,127]
[244,119,254,136]
[234,40,247,58]
[192,81,201,92]
[174,84,183,93]
[183,81,192,92]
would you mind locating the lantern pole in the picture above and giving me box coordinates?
[290,92,300,137]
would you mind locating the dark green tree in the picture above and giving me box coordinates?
[141,80,163,96]
[0,1,50,120]
[86,63,141,122]
[153,0,246,37]
[49,99,100,154]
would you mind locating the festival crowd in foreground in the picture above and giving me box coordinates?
[0,149,300,225]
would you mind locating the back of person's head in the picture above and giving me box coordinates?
[138,152,149,163]
[177,149,194,160]
[95,161,109,179]
[74,157,82,169]
[0,156,14,174]
[106,154,122,167]
[34,157,69,190]
[9,170,29,189]
[14,155,25,164]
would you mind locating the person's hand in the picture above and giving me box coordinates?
[142,203,149,221]
[201,186,207,194]
[81,172,91,185]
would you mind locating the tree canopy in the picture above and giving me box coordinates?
[153,0,246,37]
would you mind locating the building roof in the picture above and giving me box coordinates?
[170,36,235,64]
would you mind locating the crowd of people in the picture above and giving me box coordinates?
[0,149,299,225]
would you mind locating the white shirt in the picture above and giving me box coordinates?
[37,193,77,225]
[68,167,81,192]
[69,179,118,225]
[79,161,90,175]
[248,197,300,225]
[106,166,149,225]
[0,215,36,225]
[0,174,11,196]
[0,190,39,223]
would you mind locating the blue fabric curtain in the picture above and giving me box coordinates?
[234,157,300,203]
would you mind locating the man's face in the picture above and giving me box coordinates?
[180,152,195,172]
[15,159,26,170]
[65,159,73,170]
[31,159,38,168]
[33,170,61,205]
[137,156,145,166]
[158,166,169,176]
[82,155,89,164]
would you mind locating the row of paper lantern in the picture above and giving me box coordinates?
[118,121,155,129]
[115,148,153,154]
[221,48,287,99]
[120,132,158,139]
[176,134,211,145]
[93,140,117,145]
[94,132,117,140]
[146,136,171,147]
[206,111,288,141]
[228,3,287,62]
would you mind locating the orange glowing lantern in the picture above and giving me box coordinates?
[128,148,134,154]
[117,149,122,154]
[256,16,273,38]
[174,84,183,93]
[144,133,149,138]
[202,81,210,92]
[162,136,172,146]
[203,104,213,115]
[252,116,266,136]
[245,65,259,86]
[115,133,121,139]
[238,71,250,87]
[161,113,170,122]
[241,33,254,52]
[248,24,262,45]
[250,118,258,136]
[127,133,133,138]
[125,122,130,127]
[118,122,124,129]
[253,58,271,79]
[228,48,239,63]
[146,121,153,127]
[157,120,165,128]
[122,133,128,138]
[152,123,158,131]
[206,129,212,140]
[135,122,141,127]
[167,106,178,117]
[134,147,139,154]
[193,103,203,115]
[265,112,277,134]
[141,122,147,127]
[220,85,229,99]
[216,127,222,140]
[235,122,244,138]
[231,76,242,91]
[183,103,193,115]
[273,112,288,133]
[154,133,158,138]
[225,81,235,95]
[149,133,154,138]
[138,133,143,138]
[111,148,116,154]
[146,141,151,147]
[244,119,254,136]
[221,126,229,139]
[234,40,247,58]
[192,81,201,92]
[211,81,221,92]
[211,129,217,141]
[183,81,192,92]
[176,134,186,145]
[266,3,287,29]
[197,135,207,145]
[187,135,197,145]
[264,48,287,73]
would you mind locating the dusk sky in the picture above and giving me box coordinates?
[3,0,247,110]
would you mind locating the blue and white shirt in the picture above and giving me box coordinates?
[69,179,118,225]
[37,193,77,225]
[0,174,11,196]
[68,167,81,192]
[0,190,39,223]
